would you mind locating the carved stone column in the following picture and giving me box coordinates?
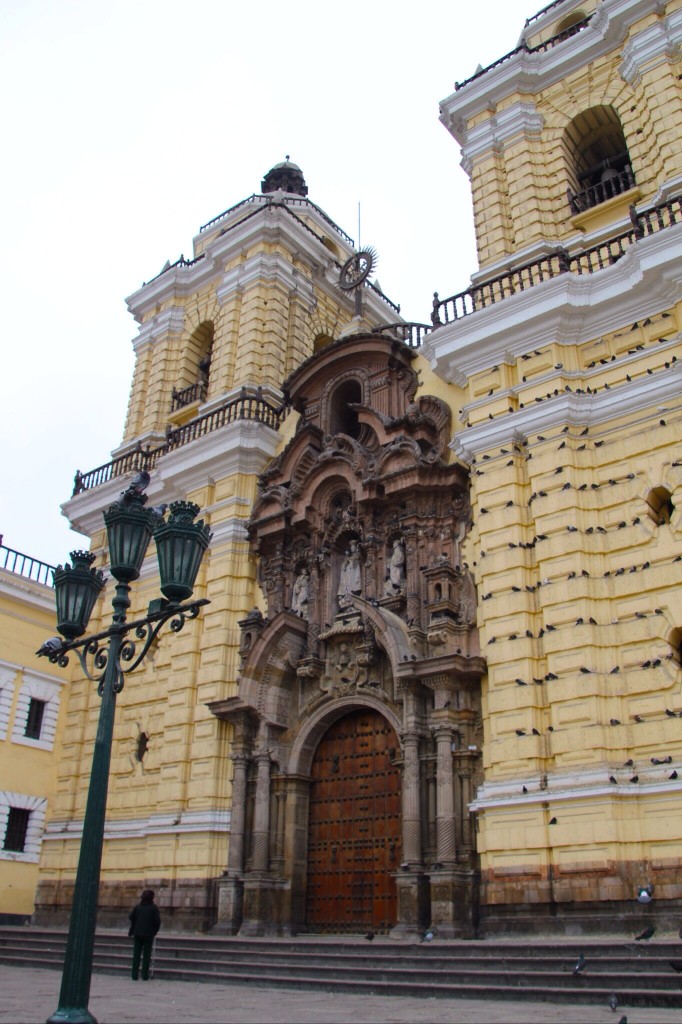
[429,725,478,938]
[401,733,422,867]
[227,754,249,873]
[433,724,457,866]
[240,748,275,935]
[391,732,427,938]
[251,750,272,872]
[213,753,249,933]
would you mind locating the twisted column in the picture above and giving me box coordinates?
[433,724,457,865]
[251,750,272,872]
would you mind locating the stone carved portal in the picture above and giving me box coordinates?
[209,333,486,937]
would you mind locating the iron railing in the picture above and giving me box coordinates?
[0,542,55,586]
[146,198,398,313]
[72,390,284,496]
[370,323,433,349]
[171,381,208,411]
[525,0,570,26]
[454,15,592,91]
[568,165,636,215]
[199,192,355,247]
[433,195,682,326]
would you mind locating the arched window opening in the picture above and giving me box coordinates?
[172,321,214,411]
[329,379,362,439]
[646,486,674,526]
[564,106,635,215]
[555,11,587,36]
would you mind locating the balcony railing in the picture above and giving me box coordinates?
[0,542,55,586]
[454,15,592,91]
[432,195,682,326]
[568,165,636,215]
[370,323,433,349]
[72,390,284,496]
[171,381,207,412]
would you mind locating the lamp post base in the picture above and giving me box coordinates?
[46,1006,98,1024]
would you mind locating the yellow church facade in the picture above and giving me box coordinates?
[431,0,682,929]
[35,0,681,935]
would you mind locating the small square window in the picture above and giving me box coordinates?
[4,807,30,852]
[25,698,46,740]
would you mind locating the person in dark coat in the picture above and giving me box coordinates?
[128,888,161,980]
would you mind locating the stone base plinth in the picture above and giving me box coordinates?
[429,868,479,938]
[211,875,243,934]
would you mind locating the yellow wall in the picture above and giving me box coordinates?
[0,567,65,917]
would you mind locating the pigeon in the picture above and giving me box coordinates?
[421,929,434,943]
[609,992,618,1012]
[670,960,682,972]
[122,469,150,501]
[365,931,375,941]
[635,925,655,940]
[617,1016,627,1024]
[573,953,586,974]
[36,636,64,658]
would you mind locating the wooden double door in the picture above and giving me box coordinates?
[306,709,401,933]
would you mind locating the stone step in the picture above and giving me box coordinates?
[0,927,680,1008]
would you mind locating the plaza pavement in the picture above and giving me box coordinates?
[1,965,681,1024]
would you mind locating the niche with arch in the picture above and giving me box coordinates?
[564,105,635,215]
[329,378,362,439]
[646,486,674,526]
[172,320,215,412]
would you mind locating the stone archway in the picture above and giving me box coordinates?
[305,708,401,933]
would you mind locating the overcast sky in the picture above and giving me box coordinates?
[1,0,534,567]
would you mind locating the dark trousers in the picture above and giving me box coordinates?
[131,936,153,979]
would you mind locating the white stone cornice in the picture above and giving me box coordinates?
[131,306,186,354]
[460,102,544,178]
[441,0,664,142]
[217,252,316,307]
[471,761,682,813]
[63,420,281,538]
[0,570,55,611]
[155,419,281,496]
[452,365,681,460]
[43,808,230,842]
[424,222,682,383]
[127,199,401,327]
[619,7,682,86]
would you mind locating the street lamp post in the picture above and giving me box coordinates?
[39,475,211,1024]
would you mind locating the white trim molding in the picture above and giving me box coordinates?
[441,0,668,144]
[471,762,682,813]
[43,808,230,842]
[460,102,545,178]
[424,222,682,384]
[10,672,63,752]
[619,7,682,86]
[0,666,17,741]
[0,792,48,863]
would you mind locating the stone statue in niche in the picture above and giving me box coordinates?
[337,540,362,608]
[291,568,310,619]
[384,538,406,597]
